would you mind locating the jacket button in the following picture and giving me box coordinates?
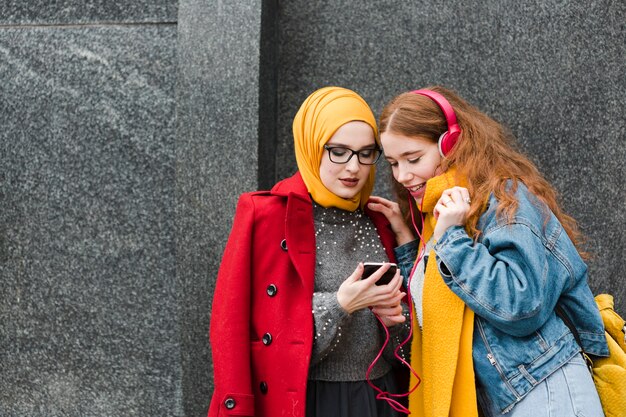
[262,333,272,345]
[224,398,236,409]
[260,381,268,394]
[280,239,288,251]
[266,284,277,297]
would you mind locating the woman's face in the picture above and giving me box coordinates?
[381,131,443,205]
[319,121,377,199]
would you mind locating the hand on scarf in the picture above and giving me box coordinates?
[337,263,406,314]
[433,186,471,241]
[367,196,415,245]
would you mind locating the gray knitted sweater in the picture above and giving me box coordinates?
[308,203,410,382]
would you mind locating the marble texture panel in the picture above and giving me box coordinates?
[0,1,177,25]
[176,0,265,415]
[0,25,180,416]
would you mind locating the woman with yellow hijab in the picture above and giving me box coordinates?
[209,87,410,417]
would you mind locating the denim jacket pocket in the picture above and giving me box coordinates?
[474,314,584,413]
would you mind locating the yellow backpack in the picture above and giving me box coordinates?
[592,294,626,417]
[558,294,626,417]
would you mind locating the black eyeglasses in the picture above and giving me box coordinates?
[323,145,382,165]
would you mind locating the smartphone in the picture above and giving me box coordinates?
[362,262,398,286]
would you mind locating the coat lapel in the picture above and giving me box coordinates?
[285,194,316,295]
[272,173,316,295]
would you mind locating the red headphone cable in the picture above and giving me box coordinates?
[365,190,427,414]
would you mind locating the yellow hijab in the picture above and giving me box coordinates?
[408,167,479,417]
[293,86,378,211]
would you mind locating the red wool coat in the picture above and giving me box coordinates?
[208,172,398,417]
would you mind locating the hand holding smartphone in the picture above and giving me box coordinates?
[362,262,398,286]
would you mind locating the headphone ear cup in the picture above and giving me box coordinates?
[412,89,463,157]
[437,132,448,157]
[438,130,461,157]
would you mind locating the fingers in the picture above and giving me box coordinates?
[367,195,394,205]
[371,268,403,303]
[368,199,414,245]
[365,264,403,294]
[340,263,404,313]
[433,187,471,241]
[388,268,403,293]
[438,186,471,208]
[436,187,471,217]
[348,262,365,283]
[361,262,392,286]
[381,315,407,326]
[371,304,406,326]
[372,304,402,315]
[458,187,471,205]
[377,291,406,307]
[369,287,405,308]
[367,197,400,217]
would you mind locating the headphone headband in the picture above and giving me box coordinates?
[410,89,462,157]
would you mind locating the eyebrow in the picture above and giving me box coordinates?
[384,148,424,160]
[398,149,424,157]
[326,142,378,149]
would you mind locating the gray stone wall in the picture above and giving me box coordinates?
[0,2,181,416]
[0,1,624,416]
[176,1,268,416]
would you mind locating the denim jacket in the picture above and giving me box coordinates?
[395,183,608,414]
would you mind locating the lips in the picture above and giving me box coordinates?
[407,183,425,197]
[339,178,359,187]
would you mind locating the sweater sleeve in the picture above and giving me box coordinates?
[310,291,352,366]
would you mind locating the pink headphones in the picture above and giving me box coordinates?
[411,89,462,157]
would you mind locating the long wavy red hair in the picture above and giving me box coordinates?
[379,86,587,257]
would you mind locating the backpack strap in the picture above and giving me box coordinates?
[555,305,594,372]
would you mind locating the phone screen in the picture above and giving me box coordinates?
[362,262,398,286]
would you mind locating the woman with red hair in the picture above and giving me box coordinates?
[369,86,608,417]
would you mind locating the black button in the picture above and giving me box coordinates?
[224,398,236,409]
[260,381,268,394]
[266,284,277,297]
[262,333,272,345]
[280,239,288,251]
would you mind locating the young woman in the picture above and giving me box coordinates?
[208,86,410,417]
[368,86,608,416]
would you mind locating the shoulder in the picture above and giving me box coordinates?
[233,191,287,221]
[364,204,391,228]
[480,181,555,235]
[235,173,309,205]
[481,180,552,226]
[233,190,272,211]
[270,172,310,198]
[234,177,313,223]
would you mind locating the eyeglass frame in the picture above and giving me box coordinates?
[323,145,382,165]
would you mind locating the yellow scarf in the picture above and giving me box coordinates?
[408,168,479,417]
[292,86,378,211]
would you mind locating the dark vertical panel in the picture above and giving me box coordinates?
[258,0,280,190]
